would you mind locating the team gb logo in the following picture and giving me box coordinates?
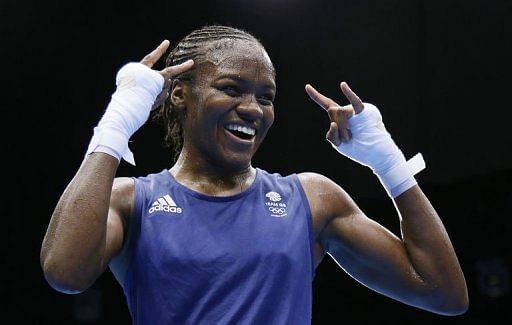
[265,191,287,217]
[265,191,282,202]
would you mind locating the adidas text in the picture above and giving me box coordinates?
[149,194,183,214]
[149,205,182,214]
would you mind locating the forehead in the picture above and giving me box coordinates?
[198,40,275,84]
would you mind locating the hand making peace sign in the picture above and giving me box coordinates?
[140,40,194,110]
[305,82,364,146]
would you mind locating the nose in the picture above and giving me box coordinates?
[236,94,263,121]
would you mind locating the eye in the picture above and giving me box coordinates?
[258,93,275,105]
[221,85,241,97]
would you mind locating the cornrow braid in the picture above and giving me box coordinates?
[152,24,264,163]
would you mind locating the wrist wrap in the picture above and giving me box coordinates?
[85,62,164,165]
[333,103,425,198]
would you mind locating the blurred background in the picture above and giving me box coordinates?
[3,0,511,323]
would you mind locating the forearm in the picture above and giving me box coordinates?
[41,153,119,293]
[40,49,191,293]
[394,185,468,311]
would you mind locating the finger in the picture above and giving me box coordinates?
[340,106,354,141]
[152,85,171,111]
[327,106,353,142]
[152,90,169,110]
[326,122,342,146]
[160,59,194,79]
[340,82,364,114]
[151,78,172,110]
[163,77,172,90]
[305,84,339,111]
[339,122,350,142]
[140,40,170,68]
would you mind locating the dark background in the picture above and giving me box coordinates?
[3,0,511,323]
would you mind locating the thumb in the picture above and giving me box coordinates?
[327,122,342,146]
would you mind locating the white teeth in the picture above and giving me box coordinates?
[226,124,256,136]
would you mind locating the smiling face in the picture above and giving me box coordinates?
[179,40,276,171]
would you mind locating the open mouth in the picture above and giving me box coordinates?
[225,124,256,141]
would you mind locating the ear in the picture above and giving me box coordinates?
[170,79,188,110]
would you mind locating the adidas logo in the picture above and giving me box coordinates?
[149,194,183,214]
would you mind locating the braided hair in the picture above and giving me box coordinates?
[152,25,267,162]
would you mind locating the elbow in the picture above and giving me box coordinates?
[436,298,469,316]
[430,287,470,316]
[41,256,92,295]
[443,281,470,316]
[448,292,470,316]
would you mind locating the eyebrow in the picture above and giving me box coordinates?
[215,75,276,91]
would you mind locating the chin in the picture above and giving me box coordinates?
[216,150,255,171]
[225,155,253,170]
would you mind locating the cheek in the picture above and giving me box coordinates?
[260,108,275,135]
[191,90,228,120]
[206,95,234,110]
[201,93,238,121]
[264,108,275,126]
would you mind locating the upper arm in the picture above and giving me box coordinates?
[104,177,135,265]
[299,172,428,304]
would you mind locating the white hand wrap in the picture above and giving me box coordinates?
[333,103,425,198]
[85,62,164,165]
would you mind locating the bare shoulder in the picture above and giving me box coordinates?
[297,172,360,234]
[111,177,135,201]
[110,177,135,223]
[112,176,135,196]
[105,177,135,261]
[297,172,355,212]
[107,177,136,279]
[297,172,339,192]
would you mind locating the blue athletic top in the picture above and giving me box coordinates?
[110,168,316,324]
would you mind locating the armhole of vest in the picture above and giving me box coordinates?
[292,174,317,280]
[109,176,143,289]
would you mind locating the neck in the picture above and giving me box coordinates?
[169,148,256,196]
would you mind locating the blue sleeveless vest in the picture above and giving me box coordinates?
[113,168,315,324]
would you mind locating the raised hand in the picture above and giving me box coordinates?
[139,40,194,110]
[305,80,398,172]
[305,81,425,198]
[305,82,364,145]
[86,40,194,165]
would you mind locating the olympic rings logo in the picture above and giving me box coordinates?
[269,207,286,214]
